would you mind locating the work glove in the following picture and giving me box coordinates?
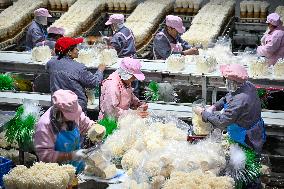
[87,123,106,142]
[72,149,88,161]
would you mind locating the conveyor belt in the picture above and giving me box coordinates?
[1,51,284,84]
[1,91,284,129]
[1,51,283,103]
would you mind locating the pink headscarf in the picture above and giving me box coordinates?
[105,14,125,25]
[119,57,145,81]
[220,64,248,83]
[166,15,185,33]
[266,13,283,27]
[48,27,65,35]
[34,8,52,17]
[52,89,82,121]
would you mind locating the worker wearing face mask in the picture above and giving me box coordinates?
[194,64,266,156]
[99,57,148,120]
[34,89,106,173]
[26,8,52,51]
[104,14,136,58]
[153,15,199,60]
[104,14,140,97]
[35,26,65,55]
[257,13,284,66]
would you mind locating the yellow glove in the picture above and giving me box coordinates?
[87,123,106,142]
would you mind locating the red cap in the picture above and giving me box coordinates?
[55,37,84,53]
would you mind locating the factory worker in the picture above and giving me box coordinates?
[35,26,65,54]
[194,64,266,155]
[153,15,199,60]
[257,13,284,66]
[104,14,136,58]
[99,57,148,120]
[34,89,106,173]
[26,8,52,51]
[46,37,106,113]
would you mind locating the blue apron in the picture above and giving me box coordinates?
[223,103,266,151]
[55,127,85,173]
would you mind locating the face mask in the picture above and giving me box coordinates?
[225,79,239,92]
[35,16,48,26]
[111,23,124,33]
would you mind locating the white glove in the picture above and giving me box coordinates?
[206,105,216,113]
[87,124,106,142]
[72,149,88,161]
[102,36,110,40]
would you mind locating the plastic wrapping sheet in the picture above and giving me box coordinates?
[75,47,98,67]
[206,36,234,65]
[248,56,271,78]
[192,99,213,135]
[157,82,178,102]
[146,111,190,133]
[101,112,227,186]
[165,54,186,72]
[273,58,284,79]
[195,54,218,73]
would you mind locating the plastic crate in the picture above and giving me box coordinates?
[0,156,12,188]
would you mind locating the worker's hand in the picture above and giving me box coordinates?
[206,105,216,113]
[139,102,148,111]
[183,47,199,56]
[137,110,149,118]
[102,36,110,41]
[87,123,106,142]
[72,149,88,161]
[102,36,112,46]
[98,63,106,72]
[193,106,205,116]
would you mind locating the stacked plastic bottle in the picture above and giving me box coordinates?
[174,0,203,14]
[240,1,269,19]
[0,0,12,9]
[48,0,77,11]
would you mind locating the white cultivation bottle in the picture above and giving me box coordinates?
[54,0,61,10]
[188,0,193,13]
[49,0,56,9]
[260,1,269,19]
[240,1,247,18]
[181,0,188,13]
[61,0,68,10]
[120,1,125,11]
[253,1,261,18]
[246,0,254,18]
[193,0,201,14]
[108,0,114,11]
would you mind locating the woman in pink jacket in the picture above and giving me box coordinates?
[34,89,105,173]
[257,13,284,66]
[99,57,148,119]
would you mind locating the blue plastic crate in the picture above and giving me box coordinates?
[0,156,12,188]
